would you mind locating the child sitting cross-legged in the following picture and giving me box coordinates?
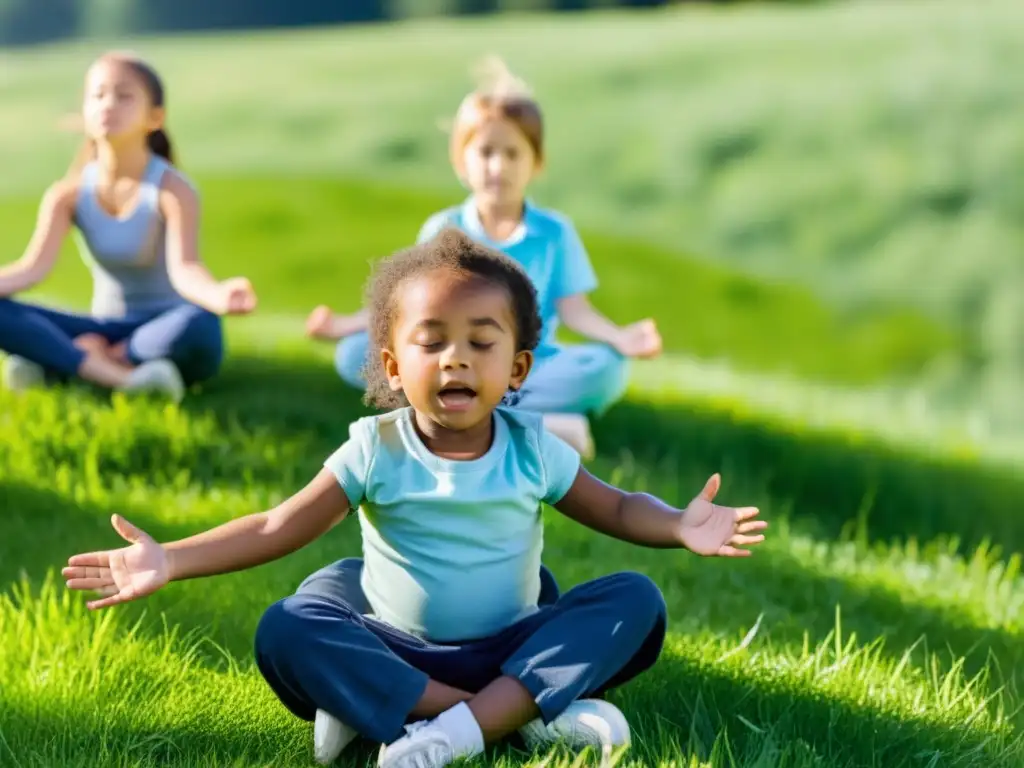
[62,227,767,768]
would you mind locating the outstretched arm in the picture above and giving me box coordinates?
[0,181,75,297]
[553,469,766,555]
[63,469,351,609]
[161,172,257,316]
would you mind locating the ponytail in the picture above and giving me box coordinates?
[147,128,174,165]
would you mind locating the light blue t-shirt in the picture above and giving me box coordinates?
[418,198,599,360]
[324,405,581,642]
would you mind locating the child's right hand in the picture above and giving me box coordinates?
[305,305,339,339]
[306,306,362,340]
[614,318,663,359]
[62,514,170,610]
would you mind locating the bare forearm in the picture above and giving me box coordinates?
[164,512,319,581]
[610,493,684,548]
[335,308,369,336]
[559,303,622,346]
[171,262,221,311]
[0,260,44,296]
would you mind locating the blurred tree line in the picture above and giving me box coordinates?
[0,0,676,46]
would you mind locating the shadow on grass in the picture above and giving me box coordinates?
[183,351,371,452]
[596,396,1024,559]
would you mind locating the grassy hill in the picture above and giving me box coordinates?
[2,3,1024,765]
[2,0,1022,416]
[2,330,1024,766]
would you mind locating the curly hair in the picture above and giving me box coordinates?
[361,227,542,410]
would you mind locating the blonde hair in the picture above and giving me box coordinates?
[449,56,545,177]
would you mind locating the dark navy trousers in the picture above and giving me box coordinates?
[0,298,223,386]
[254,558,667,745]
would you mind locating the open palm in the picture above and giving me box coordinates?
[678,474,767,556]
[62,515,170,610]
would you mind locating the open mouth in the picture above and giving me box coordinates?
[438,384,478,409]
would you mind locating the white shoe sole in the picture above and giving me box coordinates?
[520,699,630,753]
[2,356,45,392]
[314,709,359,765]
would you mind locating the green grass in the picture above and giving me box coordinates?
[3,3,1024,764]
[2,0,1023,406]
[0,175,958,388]
[2,336,1024,767]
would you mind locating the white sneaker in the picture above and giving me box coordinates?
[542,413,596,461]
[2,356,45,392]
[519,699,630,753]
[313,709,359,765]
[117,359,185,403]
[377,720,459,768]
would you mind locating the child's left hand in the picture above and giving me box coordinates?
[217,277,258,316]
[614,319,662,359]
[677,474,766,556]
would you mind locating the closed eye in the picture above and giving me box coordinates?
[471,341,495,351]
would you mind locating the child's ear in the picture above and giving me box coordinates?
[381,348,403,392]
[509,350,533,392]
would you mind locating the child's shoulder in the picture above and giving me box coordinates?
[495,405,545,436]
[345,407,409,437]
[523,202,579,240]
[418,205,465,241]
[495,407,571,459]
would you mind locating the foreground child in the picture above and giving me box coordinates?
[308,57,662,459]
[65,229,765,768]
[0,51,256,401]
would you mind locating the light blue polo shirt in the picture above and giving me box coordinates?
[418,198,599,360]
[324,405,582,642]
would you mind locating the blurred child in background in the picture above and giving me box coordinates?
[0,52,257,401]
[308,57,662,458]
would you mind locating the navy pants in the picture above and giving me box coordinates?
[0,298,223,386]
[255,559,667,745]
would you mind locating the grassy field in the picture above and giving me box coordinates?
[2,0,1023,413]
[3,329,1024,767]
[3,2,1024,766]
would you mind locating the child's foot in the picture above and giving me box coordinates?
[2,356,45,392]
[377,703,483,768]
[313,709,359,765]
[542,413,596,461]
[116,359,185,403]
[519,699,630,753]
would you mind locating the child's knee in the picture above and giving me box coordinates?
[177,309,224,382]
[256,595,330,657]
[254,598,299,660]
[606,571,668,627]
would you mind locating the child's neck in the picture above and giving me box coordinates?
[95,142,151,182]
[413,410,494,461]
[475,198,525,243]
